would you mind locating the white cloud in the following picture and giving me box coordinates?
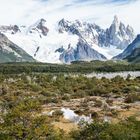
[0,0,140,33]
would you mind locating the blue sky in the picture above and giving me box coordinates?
[0,0,139,32]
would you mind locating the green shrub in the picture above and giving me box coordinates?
[125,93,140,103]
[70,117,140,140]
[94,100,102,107]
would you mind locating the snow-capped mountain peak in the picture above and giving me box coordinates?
[0,16,136,63]
[0,25,20,34]
[27,18,49,37]
[105,16,135,50]
[113,15,119,25]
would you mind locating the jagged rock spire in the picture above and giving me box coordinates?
[113,15,119,24]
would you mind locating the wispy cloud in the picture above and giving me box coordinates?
[0,0,139,33]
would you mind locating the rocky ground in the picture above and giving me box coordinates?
[42,96,140,132]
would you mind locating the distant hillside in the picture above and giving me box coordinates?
[0,61,140,74]
[124,47,140,63]
[0,33,35,63]
[114,34,140,61]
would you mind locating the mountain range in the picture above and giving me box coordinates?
[0,16,139,63]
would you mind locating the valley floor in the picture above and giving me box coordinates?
[0,70,140,139]
[42,96,140,132]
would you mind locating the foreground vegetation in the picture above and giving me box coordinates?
[0,72,140,139]
[0,60,140,74]
[70,117,140,140]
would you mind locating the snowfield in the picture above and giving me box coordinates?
[5,28,79,63]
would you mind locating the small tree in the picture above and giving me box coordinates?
[0,98,64,140]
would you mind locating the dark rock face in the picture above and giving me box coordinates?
[13,25,20,34]
[0,25,20,34]
[26,18,49,37]
[60,40,106,63]
[55,47,65,53]
[37,18,49,36]
[60,47,76,63]
[114,34,140,60]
